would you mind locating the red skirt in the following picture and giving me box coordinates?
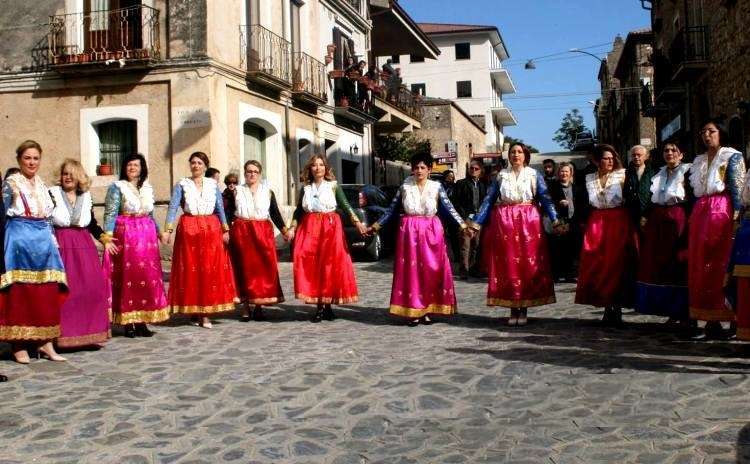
[688,194,735,321]
[293,212,358,304]
[484,204,555,308]
[575,208,638,307]
[0,283,66,341]
[230,219,284,305]
[169,215,237,315]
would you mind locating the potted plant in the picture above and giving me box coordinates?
[97,157,113,176]
[328,69,345,79]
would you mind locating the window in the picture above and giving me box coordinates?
[456,80,472,98]
[455,42,471,60]
[391,54,400,64]
[243,122,268,175]
[409,54,424,63]
[411,83,426,96]
[96,120,137,176]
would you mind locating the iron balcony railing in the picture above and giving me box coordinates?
[240,24,291,85]
[391,85,423,120]
[669,26,709,66]
[292,52,327,101]
[342,0,362,12]
[48,5,160,65]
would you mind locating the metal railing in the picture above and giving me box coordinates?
[292,52,327,101]
[240,24,291,84]
[48,5,160,64]
[669,26,709,66]
[342,0,362,12]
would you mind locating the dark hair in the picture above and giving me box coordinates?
[593,144,623,170]
[3,167,20,180]
[244,159,263,173]
[442,170,454,180]
[16,140,42,159]
[508,142,532,166]
[662,138,684,153]
[205,167,220,178]
[543,159,555,165]
[119,153,149,188]
[223,172,239,185]
[469,159,483,169]
[189,151,210,168]
[409,152,434,169]
[699,117,729,150]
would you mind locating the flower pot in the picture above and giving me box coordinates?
[338,96,349,107]
[324,55,333,65]
[97,164,113,176]
[328,69,345,79]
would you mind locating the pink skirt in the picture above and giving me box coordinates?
[484,204,555,308]
[389,215,456,318]
[576,208,638,307]
[55,227,111,347]
[688,194,735,321]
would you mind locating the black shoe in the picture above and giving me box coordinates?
[251,307,265,321]
[407,319,419,327]
[310,310,323,323]
[690,330,708,341]
[240,313,251,322]
[124,324,137,338]
[0,374,6,382]
[419,316,433,325]
[135,323,154,337]
[322,307,336,321]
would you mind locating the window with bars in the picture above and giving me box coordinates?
[97,120,137,175]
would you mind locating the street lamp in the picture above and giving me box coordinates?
[524,49,605,70]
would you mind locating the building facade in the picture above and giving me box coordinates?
[0,0,432,222]
[380,23,516,154]
[641,0,750,157]
[595,36,624,156]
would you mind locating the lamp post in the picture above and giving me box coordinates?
[524,49,605,69]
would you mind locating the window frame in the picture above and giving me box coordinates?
[454,42,471,60]
[456,80,472,98]
[411,83,426,96]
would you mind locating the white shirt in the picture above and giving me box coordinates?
[179,177,218,215]
[235,182,272,220]
[301,180,337,213]
[585,169,626,209]
[497,167,537,204]
[650,163,692,206]
[115,180,155,214]
[4,173,54,218]
[49,186,93,227]
[401,177,440,216]
[689,147,740,198]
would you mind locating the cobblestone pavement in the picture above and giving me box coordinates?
[2,260,750,463]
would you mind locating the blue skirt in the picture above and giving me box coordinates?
[1,217,66,289]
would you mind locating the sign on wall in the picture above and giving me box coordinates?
[174,106,211,129]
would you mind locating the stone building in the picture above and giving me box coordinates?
[417,97,486,179]
[595,36,624,155]
[0,0,434,223]
[640,0,750,156]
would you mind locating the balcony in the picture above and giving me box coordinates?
[669,26,709,81]
[292,52,327,105]
[240,24,292,90]
[490,104,517,127]
[47,5,160,70]
[490,68,516,94]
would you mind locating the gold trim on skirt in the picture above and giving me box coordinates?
[389,303,456,319]
[296,293,358,305]
[689,306,736,322]
[113,307,171,325]
[0,324,60,341]
[487,295,556,308]
[171,302,236,315]
[0,269,67,289]
[57,330,111,348]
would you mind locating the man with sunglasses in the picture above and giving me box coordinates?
[451,160,488,279]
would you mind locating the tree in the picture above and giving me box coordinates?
[553,109,589,151]
[375,133,431,163]
[504,135,540,154]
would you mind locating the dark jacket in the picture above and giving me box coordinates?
[547,179,578,224]
[451,177,487,220]
[624,161,657,224]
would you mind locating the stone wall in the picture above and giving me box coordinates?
[0,1,64,72]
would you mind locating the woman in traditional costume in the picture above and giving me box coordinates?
[369,152,468,326]
[635,142,692,323]
[731,166,750,341]
[470,142,559,326]
[51,159,115,348]
[575,144,638,326]
[163,152,236,328]
[230,160,289,321]
[689,119,745,340]
[287,154,366,323]
[103,153,169,338]
[0,140,68,363]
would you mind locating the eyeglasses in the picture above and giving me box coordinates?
[227,181,238,185]
[700,129,718,135]
[470,167,482,171]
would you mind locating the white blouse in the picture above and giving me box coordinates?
[301,180,337,213]
[4,173,54,218]
[496,166,537,204]
[689,147,738,198]
[179,177,218,215]
[115,180,155,214]
[650,163,692,206]
[235,182,271,220]
[585,169,626,209]
[401,177,440,216]
[49,186,93,227]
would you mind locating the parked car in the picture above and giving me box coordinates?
[337,184,397,261]
[573,130,596,152]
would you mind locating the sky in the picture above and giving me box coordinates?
[399,0,651,153]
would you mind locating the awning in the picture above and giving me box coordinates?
[370,1,440,59]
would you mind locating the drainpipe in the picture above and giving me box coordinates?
[285,102,296,206]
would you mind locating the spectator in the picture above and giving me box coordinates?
[222,172,239,224]
[387,68,402,102]
[206,167,221,183]
[542,159,557,184]
[382,58,395,76]
[451,160,487,279]
[546,162,581,282]
[624,144,657,229]
[442,169,458,259]
[575,149,598,186]
[3,167,20,180]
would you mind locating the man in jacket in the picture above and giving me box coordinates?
[624,145,657,230]
[451,160,487,279]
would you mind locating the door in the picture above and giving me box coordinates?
[84,0,142,55]
[243,122,268,181]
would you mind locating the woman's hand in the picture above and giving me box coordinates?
[222,231,230,245]
[104,240,119,256]
[356,222,368,236]
[559,199,569,207]
[160,231,172,245]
